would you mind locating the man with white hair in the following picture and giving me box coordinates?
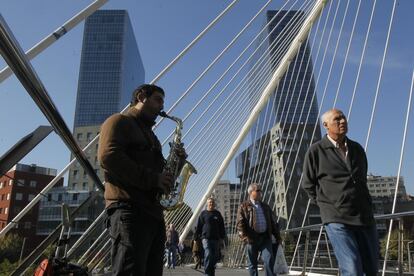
[237,183,281,276]
[302,108,379,276]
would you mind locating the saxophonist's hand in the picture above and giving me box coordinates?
[157,172,174,194]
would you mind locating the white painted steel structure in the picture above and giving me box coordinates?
[179,0,329,243]
[1,0,414,274]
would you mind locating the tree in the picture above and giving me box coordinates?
[282,232,296,258]
[380,229,411,260]
[0,233,23,263]
[0,259,18,276]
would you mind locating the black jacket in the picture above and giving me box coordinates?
[302,135,375,226]
[195,210,225,241]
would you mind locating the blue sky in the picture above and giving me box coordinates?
[1,0,414,195]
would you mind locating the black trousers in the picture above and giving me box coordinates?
[106,202,166,276]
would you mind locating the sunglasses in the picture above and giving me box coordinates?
[255,189,262,192]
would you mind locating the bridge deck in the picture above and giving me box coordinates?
[162,267,332,275]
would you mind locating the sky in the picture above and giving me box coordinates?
[1,0,414,196]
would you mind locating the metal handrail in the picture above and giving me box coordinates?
[284,210,414,233]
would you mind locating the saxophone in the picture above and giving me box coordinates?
[158,111,197,210]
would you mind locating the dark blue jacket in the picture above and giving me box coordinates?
[195,210,225,240]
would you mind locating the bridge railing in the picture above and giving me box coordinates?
[278,210,414,276]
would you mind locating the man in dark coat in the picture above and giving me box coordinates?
[195,197,226,276]
[302,108,379,276]
[166,224,179,269]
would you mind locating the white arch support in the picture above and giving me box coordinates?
[180,0,329,243]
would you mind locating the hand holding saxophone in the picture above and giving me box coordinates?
[157,172,174,194]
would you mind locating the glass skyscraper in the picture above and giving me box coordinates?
[69,10,144,192]
[235,10,322,229]
[74,10,144,127]
[250,10,320,139]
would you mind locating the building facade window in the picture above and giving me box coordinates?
[30,180,37,187]
[6,193,10,200]
[14,207,22,214]
[9,179,13,186]
[24,222,31,229]
[17,179,25,186]
[16,193,23,200]
[28,194,35,201]
[73,170,79,180]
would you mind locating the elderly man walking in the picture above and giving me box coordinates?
[237,183,281,276]
[302,108,379,276]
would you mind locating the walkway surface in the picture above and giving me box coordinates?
[163,267,280,275]
[162,267,412,276]
[162,266,332,276]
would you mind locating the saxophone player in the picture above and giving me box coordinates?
[98,84,186,276]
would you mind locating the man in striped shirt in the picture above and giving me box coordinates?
[237,183,281,276]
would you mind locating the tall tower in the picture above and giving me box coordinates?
[68,10,145,191]
[236,10,322,229]
[250,10,320,137]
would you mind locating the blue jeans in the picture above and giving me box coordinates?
[167,246,177,268]
[246,234,275,276]
[325,223,379,276]
[202,239,220,276]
